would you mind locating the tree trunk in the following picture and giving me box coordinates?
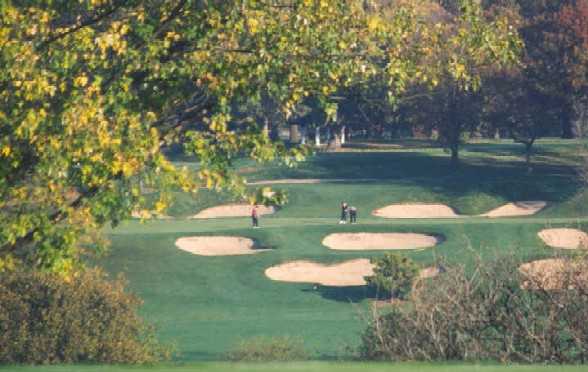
[340,125,346,145]
[561,108,577,139]
[300,126,307,145]
[328,131,342,150]
[524,140,535,173]
[450,145,459,167]
[572,98,588,138]
[326,127,332,143]
[289,124,301,143]
[263,118,270,138]
[314,127,321,146]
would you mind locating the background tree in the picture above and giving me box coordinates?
[0,0,520,273]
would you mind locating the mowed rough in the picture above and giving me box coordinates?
[538,228,588,249]
[322,233,440,251]
[175,236,268,256]
[191,204,275,218]
[265,259,440,286]
[372,204,460,218]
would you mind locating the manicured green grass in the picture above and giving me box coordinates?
[91,139,588,363]
[4,362,588,372]
[101,218,588,361]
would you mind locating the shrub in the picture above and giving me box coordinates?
[364,253,419,299]
[225,336,308,362]
[0,268,170,364]
[360,255,588,363]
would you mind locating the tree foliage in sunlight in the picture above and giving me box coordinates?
[0,0,520,273]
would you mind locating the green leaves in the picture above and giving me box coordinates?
[0,0,521,273]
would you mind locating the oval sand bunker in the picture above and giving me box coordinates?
[191,204,275,219]
[265,259,441,287]
[322,233,439,251]
[372,204,460,219]
[481,201,546,218]
[538,228,588,249]
[175,236,268,256]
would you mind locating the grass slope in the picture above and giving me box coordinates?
[92,139,588,362]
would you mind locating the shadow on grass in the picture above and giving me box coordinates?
[302,285,377,304]
[255,151,581,204]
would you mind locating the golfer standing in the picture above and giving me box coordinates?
[349,206,357,223]
[251,205,259,228]
[340,202,348,224]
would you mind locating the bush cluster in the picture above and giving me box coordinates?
[365,253,419,299]
[0,268,169,364]
[225,336,308,362]
[360,256,588,363]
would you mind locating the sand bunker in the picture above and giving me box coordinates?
[322,233,440,251]
[481,201,546,218]
[519,258,588,290]
[265,260,440,287]
[175,236,269,256]
[372,204,460,219]
[265,259,373,286]
[538,228,588,249]
[191,204,275,219]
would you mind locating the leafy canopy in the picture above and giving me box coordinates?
[0,0,520,273]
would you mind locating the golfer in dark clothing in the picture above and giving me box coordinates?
[349,206,357,223]
[251,206,259,228]
[340,202,348,224]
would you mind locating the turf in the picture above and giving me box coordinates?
[91,138,588,362]
[4,362,588,372]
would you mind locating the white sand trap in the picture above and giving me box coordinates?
[372,204,460,219]
[519,258,588,290]
[481,201,546,218]
[265,260,440,287]
[322,233,439,251]
[538,228,588,249]
[191,204,275,219]
[265,259,373,286]
[175,236,269,256]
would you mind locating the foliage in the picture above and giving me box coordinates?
[365,253,419,299]
[0,268,170,364]
[225,336,308,362]
[360,255,588,363]
[0,0,521,273]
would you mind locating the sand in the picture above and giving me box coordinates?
[191,204,275,219]
[175,236,269,256]
[372,204,460,219]
[538,228,588,249]
[322,233,440,251]
[265,259,373,286]
[372,201,547,219]
[265,260,441,287]
[519,258,588,290]
[481,201,546,218]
